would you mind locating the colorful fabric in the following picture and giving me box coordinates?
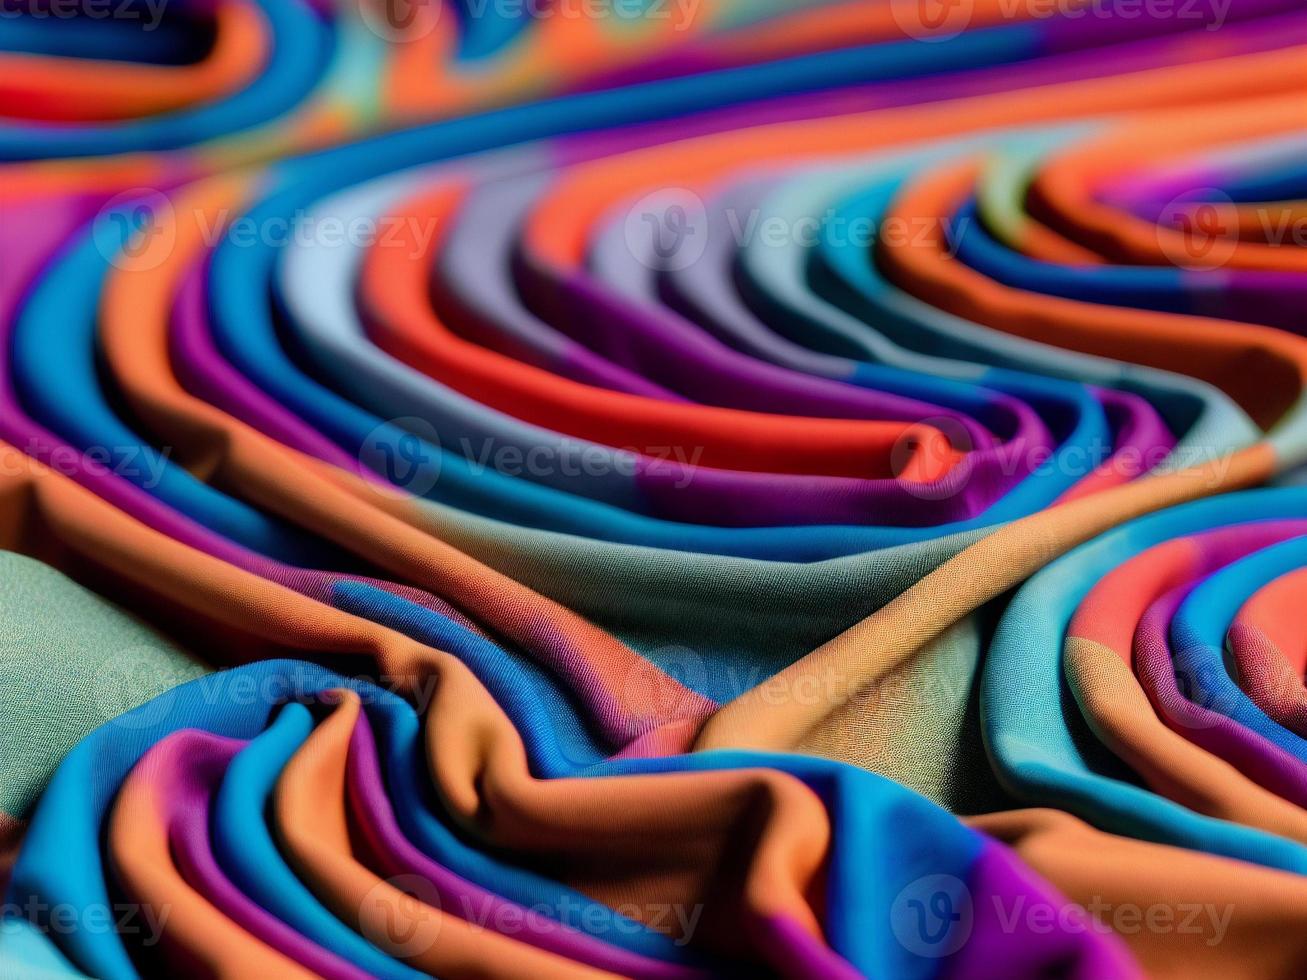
[0,1,1305,977]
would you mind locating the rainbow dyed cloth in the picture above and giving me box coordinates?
[1,0,1306,977]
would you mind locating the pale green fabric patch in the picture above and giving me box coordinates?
[0,552,209,818]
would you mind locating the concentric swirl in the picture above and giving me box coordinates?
[1,1,1306,978]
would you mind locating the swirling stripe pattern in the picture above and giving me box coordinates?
[0,1,1305,977]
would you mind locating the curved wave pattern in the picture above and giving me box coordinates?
[1,0,1305,976]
